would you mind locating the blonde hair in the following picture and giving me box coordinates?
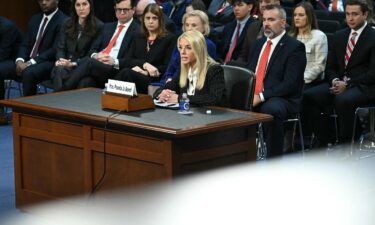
[178,30,216,90]
[182,10,210,36]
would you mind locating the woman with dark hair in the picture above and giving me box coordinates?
[114,3,175,94]
[289,1,328,88]
[51,0,103,90]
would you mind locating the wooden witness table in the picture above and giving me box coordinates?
[0,88,272,207]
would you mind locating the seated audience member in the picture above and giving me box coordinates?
[239,0,281,63]
[51,0,103,90]
[207,0,234,27]
[162,0,191,33]
[154,30,225,106]
[289,1,328,88]
[0,0,66,97]
[218,0,255,64]
[248,5,306,157]
[158,10,217,86]
[0,16,22,125]
[303,0,375,146]
[186,0,207,13]
[61,0,140,90]
[135,0,176,33]
[113,3,175,94]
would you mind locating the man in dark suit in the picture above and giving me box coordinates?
[248,5,306,157]
[0,0,66,97]
[162,0,191,34]
[62,0,140,90]
[218,0,255,64]
[207,0,234,27]
[303,0,375,146]
[238,0,281,63]
[0,16,22,125]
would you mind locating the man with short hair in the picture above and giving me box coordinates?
[239,0,281,63]
[247,5,306,157]
[61,0,140,90]
[303,0,375,146]
[0,16,22,125]
[0,0,66,97]
[218,0,254,64]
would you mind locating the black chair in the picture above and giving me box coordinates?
[221,65,267,158]
[222,65,255,111]
[351,106,375,154]
[315,10,329,20]
[318,19,341,34]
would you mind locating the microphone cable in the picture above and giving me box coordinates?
[90,109,123,196]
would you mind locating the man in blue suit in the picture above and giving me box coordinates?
[247,5,306,157]
[0,16,22,125]
[13,0,66,96]
[218,0,255,64]
[61,0,140,90]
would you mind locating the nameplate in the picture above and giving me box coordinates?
[106,79,137,96]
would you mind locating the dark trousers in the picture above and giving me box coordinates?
[303,82,369,142]
[0,60,16,100]
[63,57,118,90]
[256,97,296,158]
[22,61,54,96]
[114,68,158,94]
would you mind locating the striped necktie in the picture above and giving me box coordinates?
[345,32,357,68]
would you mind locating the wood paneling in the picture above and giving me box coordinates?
[0,0,39,32]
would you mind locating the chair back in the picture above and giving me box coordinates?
[222,65,255,111]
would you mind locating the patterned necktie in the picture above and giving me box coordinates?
[224,23,240,64]
[103,24,125,54]
[345,32,357,68]
[30,17,48,58]
[255,40,272,95]
[332,0,338,11]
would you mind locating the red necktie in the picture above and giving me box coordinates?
[255,40,272,95]
[345,32,357,68]
[332,0,338,11]
[224,23,240,64]
[30,17,48,58]
[103,24,125,54]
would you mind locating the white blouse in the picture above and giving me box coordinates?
[297,29,328,84]
[187,67,198,95]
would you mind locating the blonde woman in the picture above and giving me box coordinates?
[154,30,225,106]
[158,10,217,85]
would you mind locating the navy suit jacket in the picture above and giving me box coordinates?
[17,10,67,63]
[0,16,22,61]
[89,20,140,69]
[247,33,306,112]
[325,25,375,100]
[218,17,254,61]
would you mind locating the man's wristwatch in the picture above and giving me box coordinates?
[25,61,32,67]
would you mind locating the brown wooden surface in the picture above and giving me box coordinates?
[101,92,155,112]
[0,1,39,32]
[1,91,272,207]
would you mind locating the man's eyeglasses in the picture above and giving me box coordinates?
[115,8,132,13]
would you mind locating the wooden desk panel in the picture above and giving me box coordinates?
[2,89,272,207]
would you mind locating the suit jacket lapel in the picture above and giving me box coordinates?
[265,33,287,77]
[347,25,368,68]
[118,21,134,56]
